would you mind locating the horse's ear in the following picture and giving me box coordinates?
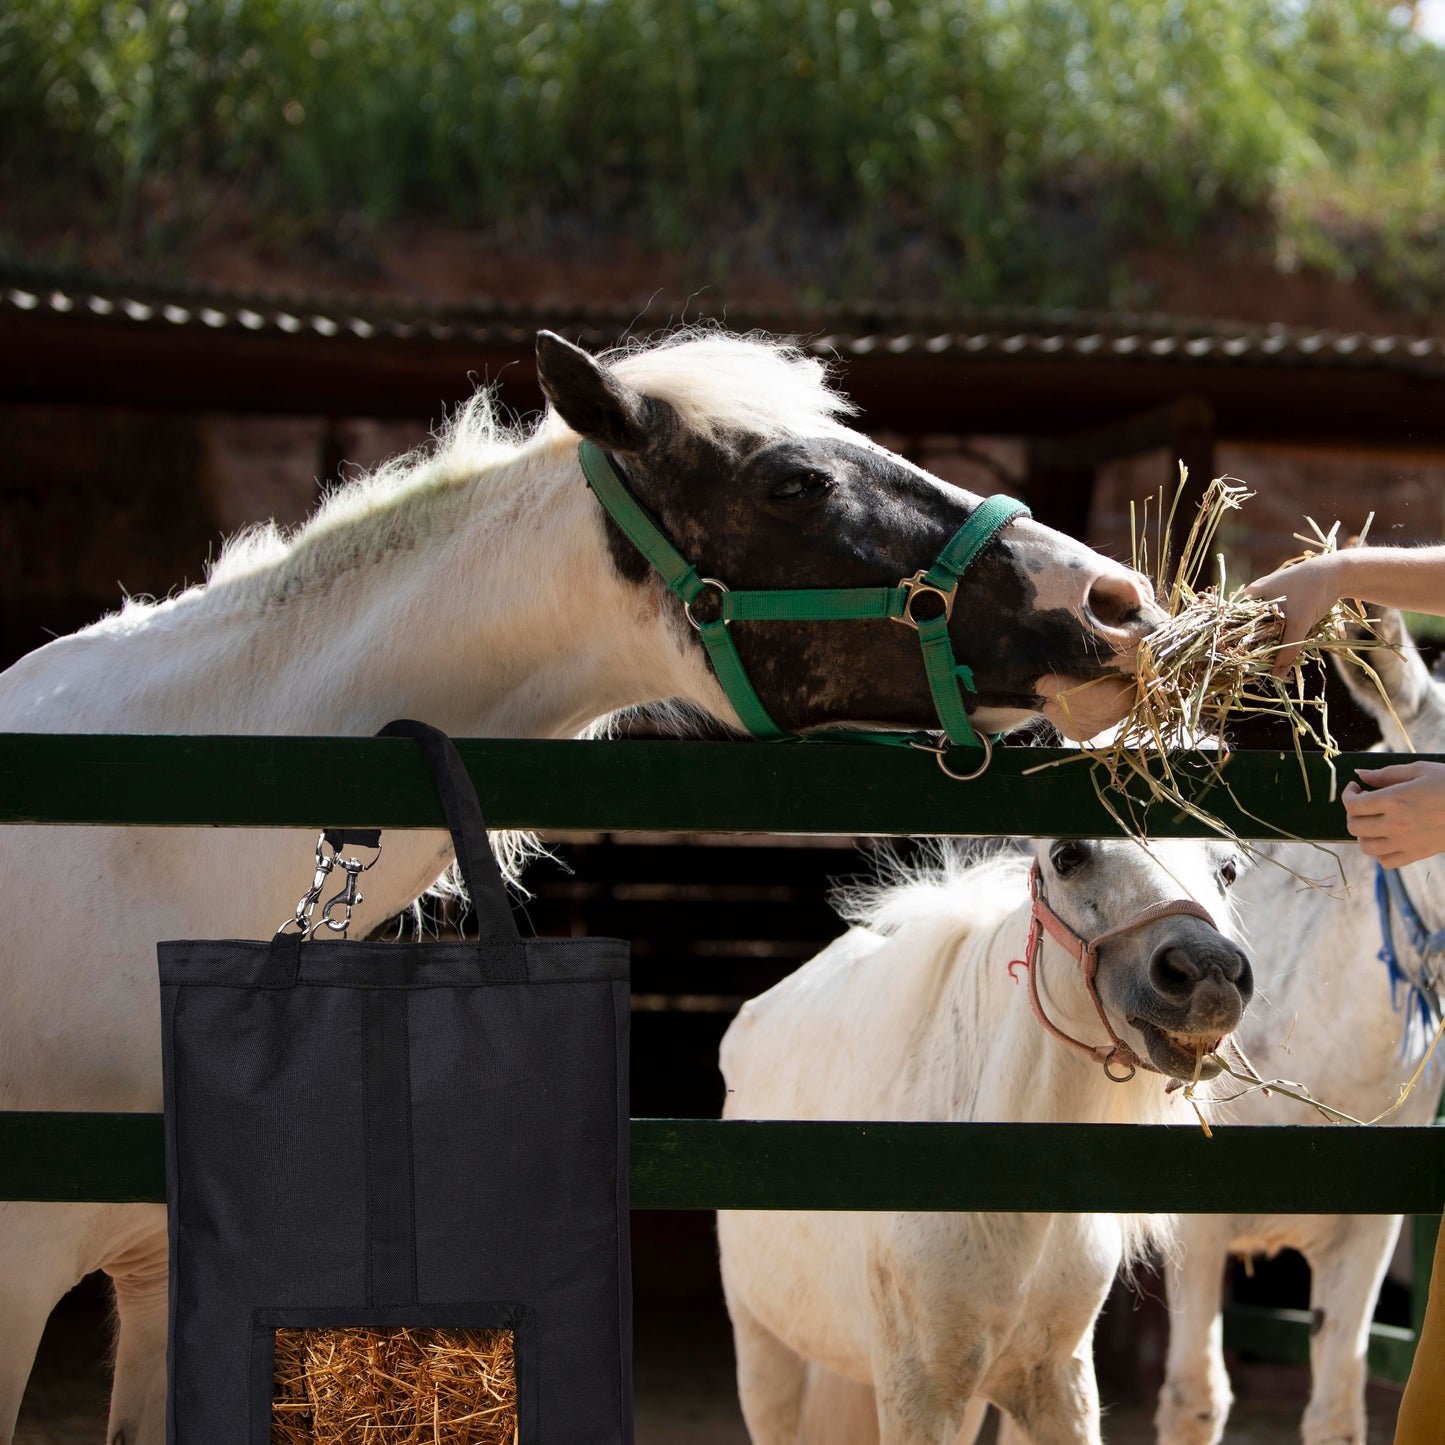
[536,331,652,455]
[1333,605,1433,729]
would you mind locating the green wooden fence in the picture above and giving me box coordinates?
[1,734,1441,1379]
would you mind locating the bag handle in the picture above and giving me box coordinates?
[374,720,521,943]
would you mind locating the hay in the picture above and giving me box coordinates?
[272,1326,518,1444]
[1039,468,1395,843]
[1038,469,1431,1131]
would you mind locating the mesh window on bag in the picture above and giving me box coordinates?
[271,1326,517,1444]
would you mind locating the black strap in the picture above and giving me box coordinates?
[374,720,521,943]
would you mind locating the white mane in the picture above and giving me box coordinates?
[834,839,1032,938]
[188,327,855,611]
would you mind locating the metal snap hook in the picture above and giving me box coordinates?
[316,859,367,937]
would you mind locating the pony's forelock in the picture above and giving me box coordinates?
[545,326,858,447]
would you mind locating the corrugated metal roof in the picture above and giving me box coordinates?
[3,267,1443,375]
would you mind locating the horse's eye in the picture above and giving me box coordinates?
[1049,841,1087,877]
[770,471,831,503]
[1219,858,1239,887]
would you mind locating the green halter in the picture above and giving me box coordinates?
[578,440,1029,776]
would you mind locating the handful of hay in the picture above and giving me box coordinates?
[272,1325,517,1444]
[1047,468,1393,839]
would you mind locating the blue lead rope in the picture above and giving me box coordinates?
[1374,861,1445,1057]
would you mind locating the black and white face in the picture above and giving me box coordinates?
[1032,837,1254,1081]
[537,331,1165,741]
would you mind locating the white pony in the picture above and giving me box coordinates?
[0,328,1161,1442]
[717,835,1253,1445]
[1158,610,1445,1445]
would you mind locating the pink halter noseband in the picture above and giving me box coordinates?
[1007,860,1219,1083]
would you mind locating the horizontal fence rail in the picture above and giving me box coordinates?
[2,736,1442,1219]
[5,1115,1445,1214]
[1223,1305,1420,1386]
[0,733,1402,837]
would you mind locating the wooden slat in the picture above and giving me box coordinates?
[574,898,840,943]
[628,959,801,999]
[0,734,1392,838]
[5,1115,1445,1214]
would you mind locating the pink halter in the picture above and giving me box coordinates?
[1007,860,1219,1083]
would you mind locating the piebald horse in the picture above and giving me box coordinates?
[0,327,1158,1441]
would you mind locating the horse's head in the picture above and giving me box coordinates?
[537,330,1163,743]
[1027,837,1253,1081]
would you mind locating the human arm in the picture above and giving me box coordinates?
[1342,762,1445,869]
[1245,544,1445,677]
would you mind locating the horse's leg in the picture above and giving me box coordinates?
[1301,1215,1402,1445]
[950,1397,990,1444]
[728,1294,809,1445]
[872,1352,960,1445]
[1156,1220,1233,1445]
[102,1207,170,1445]
[993,1412,1028,1445]
[989,1346,1101,1445]
[0,1201,97,1444]
[800,1365,879,1445]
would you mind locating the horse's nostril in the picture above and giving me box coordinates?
[1085,568,1155,634]
[1149,945,1205,1001]
[1227,950,1254,1001]
[1150,944,1254,1008]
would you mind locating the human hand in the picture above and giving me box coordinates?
[1245,552,1347,678]
[1343,762,1445,868]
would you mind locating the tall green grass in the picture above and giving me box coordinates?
[2,0,1443,309]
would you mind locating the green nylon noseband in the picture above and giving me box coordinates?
[578,439,1030,772]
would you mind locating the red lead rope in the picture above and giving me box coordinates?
[1006,861,1218,1084]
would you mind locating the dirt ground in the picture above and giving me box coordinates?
[13,1276,1401,1445]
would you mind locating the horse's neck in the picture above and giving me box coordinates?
[1236,839,1445,1123]
[10,447,722,741]
[0,444,728,968]
[930,908,1176,1126]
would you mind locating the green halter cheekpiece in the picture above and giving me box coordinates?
[579,440,1030,779]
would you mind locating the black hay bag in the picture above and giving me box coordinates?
[158,720,632,1445]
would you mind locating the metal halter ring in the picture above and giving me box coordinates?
[911,731,993,781]
[894,571,956,629]
[1102,1053,1138,1084]
[684,578,731,630]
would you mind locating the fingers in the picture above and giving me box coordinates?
[1348,836,1426,869]
[1271,634,1306,680]
[1247,555,1346,679]
[1344,771,1412,822]
[1243,574,1281,601]
[1343,761,1445,867]
[1344,811,1419,865]
[1354,764,1424,788]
